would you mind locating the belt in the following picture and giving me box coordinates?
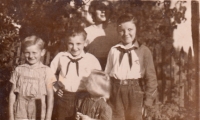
[17,94,44,101]
[111,77,140,85]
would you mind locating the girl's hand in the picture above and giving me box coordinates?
[56,89,63,97]
[76,112,93,120]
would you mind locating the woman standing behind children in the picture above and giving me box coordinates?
[9,35,56,120]
[84,0,120,70]
[50,27,101,120]
[105,14,158,120]
[76,70,112,120]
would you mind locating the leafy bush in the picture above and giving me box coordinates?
[0,13,19,81]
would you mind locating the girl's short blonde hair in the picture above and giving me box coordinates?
[22,35,45,51]
[86,69,111,99]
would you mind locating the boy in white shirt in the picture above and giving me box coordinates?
[105,13,158,120]
[50,26,101,120]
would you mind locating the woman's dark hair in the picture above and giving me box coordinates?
[88,0,113,22]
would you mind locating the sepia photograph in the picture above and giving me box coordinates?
[0,0,199,120]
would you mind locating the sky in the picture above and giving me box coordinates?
[172,0,194,55]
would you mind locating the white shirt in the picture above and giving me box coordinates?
[50,51,101,92]
[105,41,157,81]
[105,41,141,80]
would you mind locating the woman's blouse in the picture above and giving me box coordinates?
[85,23,120,59]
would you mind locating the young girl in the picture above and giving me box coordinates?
[105,14,158,120]
[76,69,112,120]
[9,35,56,120]
[84,0,120,70]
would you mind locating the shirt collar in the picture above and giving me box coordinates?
[62,50,86,59]
[21,62,46,69]
[90,96,106,102]
[114,40,139,49]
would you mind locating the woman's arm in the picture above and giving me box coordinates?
[8,84,16,120]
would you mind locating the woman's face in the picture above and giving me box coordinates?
[94,2,111,22]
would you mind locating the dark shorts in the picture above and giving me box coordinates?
[55,90,88,120]
[108,78,144,120]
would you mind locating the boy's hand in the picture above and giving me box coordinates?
[143,106,154,119]
[76,112,93,120]
[45,118,51,120]
[76,112,81,120]
[56,89,63,97]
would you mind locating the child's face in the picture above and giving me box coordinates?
[67,35,85,57]
[117,20,137,46]
[24,45,45,65]
[95,2,110,22]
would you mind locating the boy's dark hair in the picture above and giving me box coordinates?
[117,13,138,27]
[89,0,112,22]
[61,16,87,41]
[65,26,87,40]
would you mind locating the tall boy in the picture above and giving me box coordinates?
[105,13,158,120]
[50,27,101,120]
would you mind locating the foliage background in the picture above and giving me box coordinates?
[0,0,195,119]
